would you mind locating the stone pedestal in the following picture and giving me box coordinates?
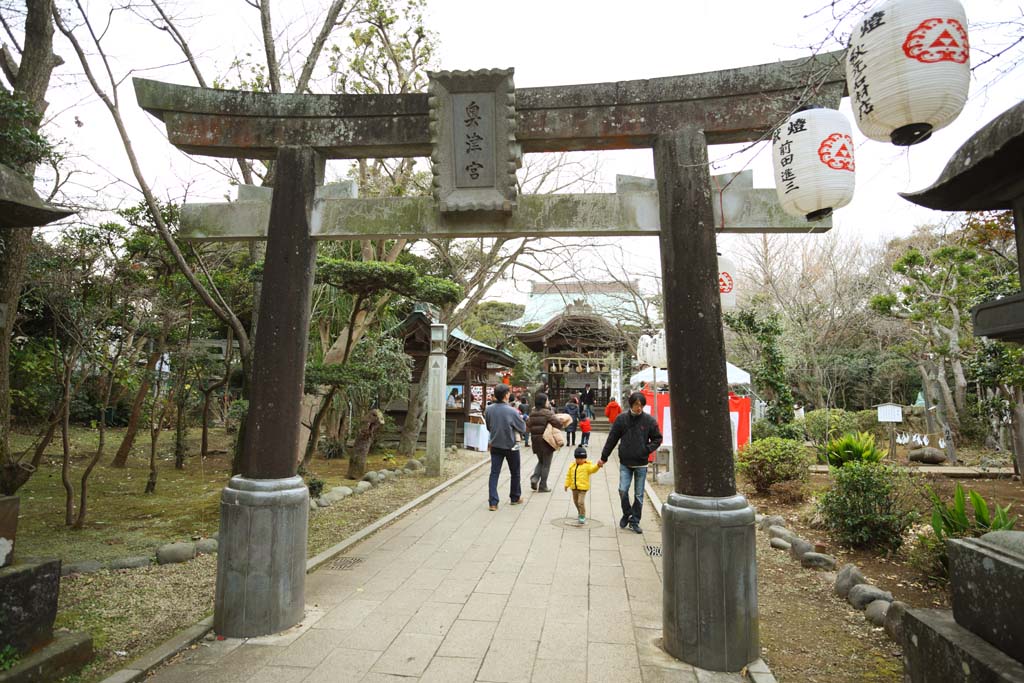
[0,559,59,652]
[949,532,1024,661]
[662,493,759,672]
[214,476,308,638]
[900,608,1024,682]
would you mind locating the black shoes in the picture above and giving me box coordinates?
[538,486,551,493]
[530,479,538,491]
[629,522,642,534]
[619,515,629,529]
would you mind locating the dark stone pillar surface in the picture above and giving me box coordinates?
[654,129,758,672]
[215,146,319,637]
[654,129,735,499]
[0,559,59,652]
[240,146,323,479]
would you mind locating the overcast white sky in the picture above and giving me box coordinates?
[31,0,1024,305]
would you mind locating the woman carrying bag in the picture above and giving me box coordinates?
[526,392,564,492]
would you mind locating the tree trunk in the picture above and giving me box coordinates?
[60,364,74,527]
[0,0,61,495]
[918,363,939,435]
[301,387,337,469]
[74,372,116,530]
[347,409,383,480]
[110,346,162,467]
[1010,388,1024,478]
[396,380,428,458]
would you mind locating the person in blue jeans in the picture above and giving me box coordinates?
[484,384,528,510]
[600,392,663,534]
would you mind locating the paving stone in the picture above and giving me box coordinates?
[460,592,509,621]
[420,655,483,683]
[494,606,546,641]
[431,578,474,604]
[244,665,311,683]
[533,658,585,682]
[304,647,381,682]
[587,641,641,683]
[313,599,381,631]
[477,637,539,683]
[403,601,463,637]
[438,619,497,659]
[339,612,411,651]
[268,627,345,668]
[371,633,443,677]
[477,571,518,594]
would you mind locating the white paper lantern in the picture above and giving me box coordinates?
[847,0,970,145]
[718,255,737,310]
[773,107,856,221]
[650,331,667,369]
[637,334,653,367]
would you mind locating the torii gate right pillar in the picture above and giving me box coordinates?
[655,128,758,671]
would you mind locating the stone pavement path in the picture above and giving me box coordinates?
[149,433,743,682]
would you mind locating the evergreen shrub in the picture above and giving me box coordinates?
[818,461,917,552]
[737,437,810,495]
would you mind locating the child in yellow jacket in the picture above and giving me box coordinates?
[564,446,603,525]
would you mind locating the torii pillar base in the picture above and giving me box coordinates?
[214,476,308,638]
[661,493,759,671]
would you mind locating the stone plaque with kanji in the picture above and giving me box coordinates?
[429,69,518,213]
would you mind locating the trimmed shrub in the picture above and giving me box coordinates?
[737,437,810,495]
[822,431,885,468]
[306,476,326,499]
[854,409,887,439]
[777,420,805,441]
[751,420,778,441]
[804,409,858,447]
[770,480,808,504]
[319,435,346,460]
[817,461,917,552]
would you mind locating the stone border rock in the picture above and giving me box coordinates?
[756,513,838,571]
[310,460,423,511]
[98,454,487,683]
[60,535,221,578]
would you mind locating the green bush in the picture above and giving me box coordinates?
[751,420,778,441]
[804,409,858,447]
[306,476,326,499]
[818,461,917,552]
[822,431,885,468]
[226,399,248,434]
[778,420,805,441]
[737,437,810,495]
[854,409,887,438]
[912,484,1017,582]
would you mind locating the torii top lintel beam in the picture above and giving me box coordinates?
[134,51,846,160]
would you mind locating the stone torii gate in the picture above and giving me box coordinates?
[135,51,846,672]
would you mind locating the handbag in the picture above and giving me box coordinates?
[543,422,566,449]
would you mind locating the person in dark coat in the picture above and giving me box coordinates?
[600,392,663,534]
[580,383,596,420]
[517,395,531,446]
[526,393,562,492]
[563,397,580,446]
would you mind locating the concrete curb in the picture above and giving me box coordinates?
[644,479,779,683]
[98,456,489,683]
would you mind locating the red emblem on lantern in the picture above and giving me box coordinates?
[903,18,969,64]
[817,133,855,172]
[719,271,734,294]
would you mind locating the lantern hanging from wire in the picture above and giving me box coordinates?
[847,0,970,146]
[718,255,737,311]
[773,107,856,222]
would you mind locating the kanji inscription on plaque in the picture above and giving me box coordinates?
[429,68,518,213]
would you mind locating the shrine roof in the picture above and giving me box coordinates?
[901,99,1024,211]
[516,309,629,353]
[395,309,516,368]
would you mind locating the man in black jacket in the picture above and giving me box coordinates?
[600,392,663,534]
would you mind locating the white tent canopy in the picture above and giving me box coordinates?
[630,362,751,387]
